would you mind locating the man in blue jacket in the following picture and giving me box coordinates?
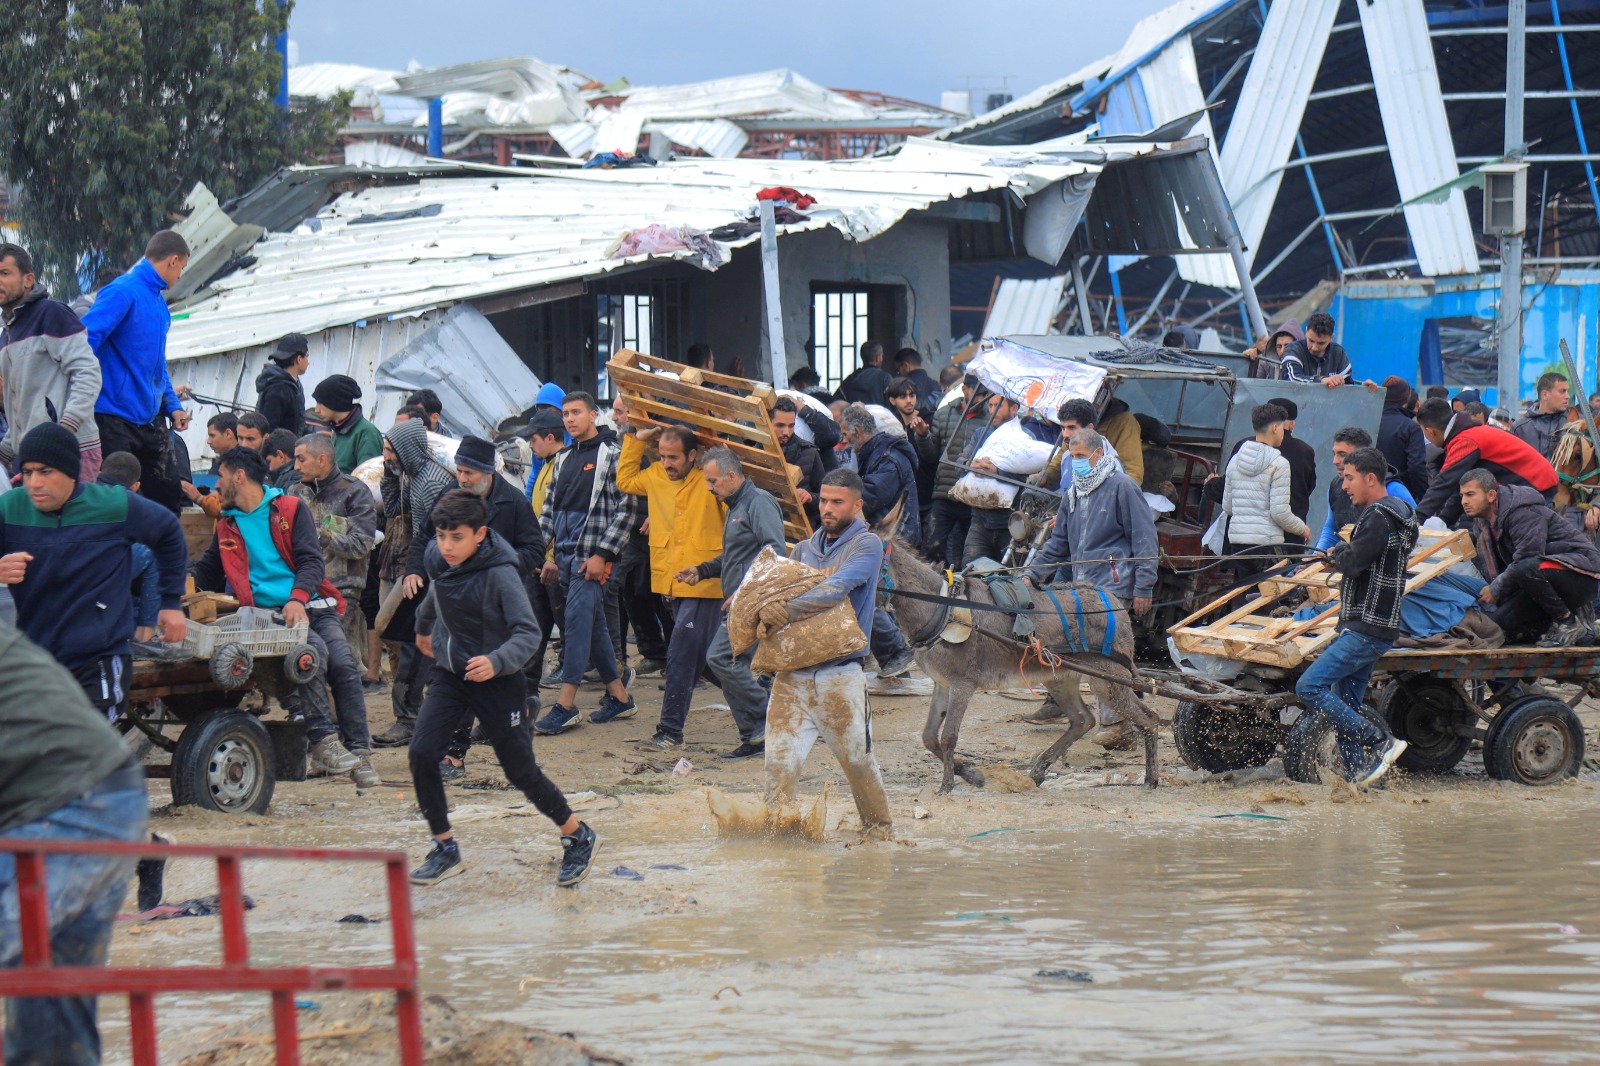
[81,231,193,514]
[759,469,893,838]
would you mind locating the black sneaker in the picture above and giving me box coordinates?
[557,822,599,887]
[722,740,765,760]
[410,840,465,886]
[440,757,465,782]
[135,833,173,912]
[638,730,684,751]
[878,647,917,678]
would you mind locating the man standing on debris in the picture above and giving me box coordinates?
[256,334,310,437]
[191,447,376,785]
[761,469,893,837]
[679,446,786,759]
[0,423,188,717]
[617,422,725,750]
[81,230,192,512]
[1296,447,1414,785]
[915,373,987,567]
[532,392,640,735]
[838,340,893,407]
[311,374,384,474]
[839,403,918,679]
[0,243,103,481]
[293,432,379,706]
[1459,469,1600,646]
[1510,372,1572,462]
[772,397,827,529]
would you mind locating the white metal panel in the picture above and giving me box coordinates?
[376,305,544,437]
[1358,0,1478,276]
[1217,0,1340,272]
[650,120,748,159]
[984,277,1069,336]
[343,141,429,168]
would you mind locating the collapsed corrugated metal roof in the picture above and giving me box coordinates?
[168,139,1169,361]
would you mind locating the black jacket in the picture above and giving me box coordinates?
[484,473,545,577]
[254,362,306,437]
[782,435,825,528]
[416,531,542,677]
[1280,339,1352,384]
[905,367,939,416]
[856,431,920,545]
[1378,404,1429,498]
[1330,494,1418,642]
[797,404,842,473]
[1279,430,1317,527]
[838,365,892,407]
[1471,483,1600,599]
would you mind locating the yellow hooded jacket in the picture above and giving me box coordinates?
[616,433,725,598]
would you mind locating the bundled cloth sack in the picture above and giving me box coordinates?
[728,547,867,674]
[948,418,1057,510]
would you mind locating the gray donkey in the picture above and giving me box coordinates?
[873,515,1161,793]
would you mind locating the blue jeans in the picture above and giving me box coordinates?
[1294,629,1391,778]
[869,601,909,664]
[1,769,148,1065]
[557,549,619,688]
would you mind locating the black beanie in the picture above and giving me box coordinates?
[17,423,81,481]
[312,374,361,412]
[455,435,496,473]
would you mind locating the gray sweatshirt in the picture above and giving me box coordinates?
[415,531,541,677]
[0,286,103,465]
[697,479,786,595]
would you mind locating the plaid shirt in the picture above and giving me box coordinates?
[537,435,642,561]
[1330,495,1418,641]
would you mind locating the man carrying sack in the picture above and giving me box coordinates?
[728,469,893,839]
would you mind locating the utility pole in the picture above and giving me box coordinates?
[1497,0,1527,410]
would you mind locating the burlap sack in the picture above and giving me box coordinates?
[727,547,868,673]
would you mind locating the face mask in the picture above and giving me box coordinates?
[1070,458,1094,479]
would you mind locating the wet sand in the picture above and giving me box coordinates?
[101,671,1600,1064]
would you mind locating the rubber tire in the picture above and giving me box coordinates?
[1484,696,1583,786]
[283,642,324,685]
[1380,678,1474,774]
[171,710,276,814]
[209,642,255,690]
[1171,700,1280,773]
[1283,703,1389,785]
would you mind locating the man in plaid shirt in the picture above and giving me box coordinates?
[533,392,642,734]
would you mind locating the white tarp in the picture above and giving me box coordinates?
[967,338,1107,422]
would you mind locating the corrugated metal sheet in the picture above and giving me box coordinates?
[1070,0,1237,112]
[1358,0,1478,276]
[375,304,544,435]
[1216,0,1339,273]
[288,63,400,105]
[167,139,1137,361]
[984,277,1069,335]
[391,57,589,129]
[593,70,877,122]
[650,120,748,159]
[342,141,429,168]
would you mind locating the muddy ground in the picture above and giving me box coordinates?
[105,667,1600,1064]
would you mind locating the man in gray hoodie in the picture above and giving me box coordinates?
[678,446,786,759]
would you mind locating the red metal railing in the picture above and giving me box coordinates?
[0,839,423,1065]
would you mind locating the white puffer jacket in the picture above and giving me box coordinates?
[1222,440,1309,545]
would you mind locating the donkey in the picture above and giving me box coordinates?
[872,512,1161,793]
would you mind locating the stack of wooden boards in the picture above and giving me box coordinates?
[1167,529,1476,668]
[606,349,812,543]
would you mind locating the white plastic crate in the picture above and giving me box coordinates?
[168,606,309,661]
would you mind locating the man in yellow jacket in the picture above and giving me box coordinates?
[616,419,726,749]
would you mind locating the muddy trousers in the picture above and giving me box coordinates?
[409,668,572,838]
[658,597,721,740]
[1294,629,1390,778]
[765,662,892,831]
[706,618,767,743]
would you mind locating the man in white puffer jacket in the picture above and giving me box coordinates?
[1222,402,1310,579]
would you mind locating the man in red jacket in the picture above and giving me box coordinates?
[190,447,375,785]
[1413,397,1557,524]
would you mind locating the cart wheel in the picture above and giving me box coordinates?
[171,711,275,814]
[1484,696,1583,786]
[1283,703,1390,784]
[209,642,255,690]
[283,643,324,685]
[1171,700,1280,773]
[1380,678,1473,774]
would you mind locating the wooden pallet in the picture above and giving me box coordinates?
[1167,528,1476,668]
[606,349,812,542]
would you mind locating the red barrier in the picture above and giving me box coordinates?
[0,839,423,1065]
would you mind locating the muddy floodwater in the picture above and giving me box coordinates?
[97,685,1600,1064]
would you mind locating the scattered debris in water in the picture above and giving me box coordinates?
[337,914,382,925]
[1035,968,1093,983]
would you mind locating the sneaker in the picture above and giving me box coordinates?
[557,822,599,887]
[352,753,382,789]
[440,757,466,783]
[410,839,465,886]
[310,735,361,774]
[722,740,765,760]
[878,648,916,679]
[1356,738,1409,787]
[361,678,388,695]
[539,675,564,690]
[1023,697,1066,723]
[620,666,637,691]
[533,704,582,735]
[588,693,637,724]
[136,833,173,912]
[1092,722,1138,751]
[634,658,667,678]
[1539,613,1596,648]
[371,721,413,748]
[638,730,683,751]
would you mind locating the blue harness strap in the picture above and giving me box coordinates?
[1093,587,1117,658]
[1042,586,1116,659]
[1041,588,1082,653]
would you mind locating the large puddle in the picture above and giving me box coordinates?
[107,800,1600,1063]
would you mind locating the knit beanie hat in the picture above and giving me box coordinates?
[312,374,361,412]
[17,423,81,480]
[455,435,496,474]
[1383,375,1414,408]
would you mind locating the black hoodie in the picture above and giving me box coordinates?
[417,529,542,677]
[255,362,306,437]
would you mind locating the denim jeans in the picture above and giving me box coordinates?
[557,549,619,687]
[869,600,910,664]
[1293,628,1391,778]
[706,618,767,742]
[657,597,720,740]
[1,770,148,1065]
[282,608,369,748]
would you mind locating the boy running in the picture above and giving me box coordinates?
[408,489,598,887]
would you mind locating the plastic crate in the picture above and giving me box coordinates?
[169,606,310,661]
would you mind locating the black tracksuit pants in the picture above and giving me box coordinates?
[409,667,572,837]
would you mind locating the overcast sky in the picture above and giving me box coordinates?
[289,0,1174,110]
